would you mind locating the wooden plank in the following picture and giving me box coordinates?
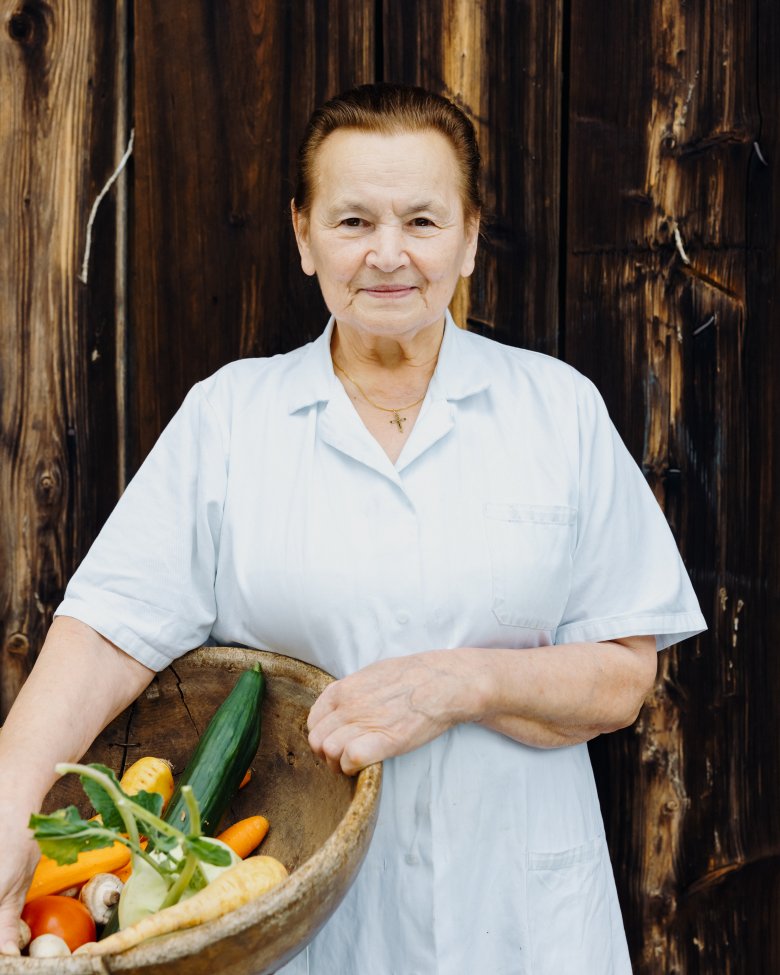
[671,0,780,970]
[566,0,764,969]
[130,0,374,469]
[0,1,124,718]
[383,0,564,354]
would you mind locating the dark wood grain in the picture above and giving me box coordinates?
[0,0,123,719]
[130,0,374,470]
[383,0,564,354]
[565,0,773,970]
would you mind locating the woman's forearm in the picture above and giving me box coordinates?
[307,635,659,774]
[0,616,155,808]
[466,636,658,748]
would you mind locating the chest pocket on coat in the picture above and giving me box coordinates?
[484,503,576,630]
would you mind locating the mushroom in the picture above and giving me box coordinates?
[79,872,124,925]
[28,934,72,957]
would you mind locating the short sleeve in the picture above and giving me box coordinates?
[55,382,228,670]
[555,377,706,651]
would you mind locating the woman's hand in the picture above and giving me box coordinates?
[0,616,155,954]
[307,637,658,774]
[307,650,483,775]
[0,800,39,954]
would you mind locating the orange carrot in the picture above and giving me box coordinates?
[216,816,269,859]
[26,843,131,903]
[238,768,252,789]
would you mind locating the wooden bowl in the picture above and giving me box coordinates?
[2,647,382,975]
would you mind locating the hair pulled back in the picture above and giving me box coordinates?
[293,83,482,223]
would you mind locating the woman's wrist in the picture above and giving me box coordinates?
[440,647,500,725]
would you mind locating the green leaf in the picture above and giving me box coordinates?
[28,807,117,865]
[185,836,233,867]
[145,828,178,854]
[129,788,164,819]
[79,763,126,829]
[80,763,163,830]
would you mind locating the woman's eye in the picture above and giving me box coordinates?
[411,217,434,228]
[341,217,365,228]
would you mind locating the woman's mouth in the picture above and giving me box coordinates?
[361,286,417,299]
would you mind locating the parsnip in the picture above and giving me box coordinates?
[83,856,288,955]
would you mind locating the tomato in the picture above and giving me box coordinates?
[21,894,96,951]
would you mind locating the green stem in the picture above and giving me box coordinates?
[158,849,199,909]
[54,762,176,882]
[56,763,142,849]
[55,762,183,840]
[52,763,221,897]
[182,786,201,837]
[157,786,204,908]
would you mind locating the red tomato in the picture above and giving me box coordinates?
[21,894,96,951]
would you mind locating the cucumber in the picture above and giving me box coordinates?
[164,662,265,835]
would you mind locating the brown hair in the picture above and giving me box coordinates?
[293,83,482,223]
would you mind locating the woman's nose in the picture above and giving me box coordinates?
[365,225,409,271]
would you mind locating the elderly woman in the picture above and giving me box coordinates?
[0,84,704,972]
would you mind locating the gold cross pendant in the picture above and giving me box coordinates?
[390,412,406,432]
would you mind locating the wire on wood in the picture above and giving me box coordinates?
[79,129,135,285]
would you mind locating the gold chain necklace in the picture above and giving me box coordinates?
[333,361,426,432]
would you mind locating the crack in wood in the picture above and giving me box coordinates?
[683,853,780,898]
[680,263,743,302]
[170,663,201,739]
[115,700,138,779]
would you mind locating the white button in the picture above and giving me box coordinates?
[404,853,420,866]
[396,610,410,624]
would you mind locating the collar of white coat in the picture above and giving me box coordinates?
[286,309,492,414]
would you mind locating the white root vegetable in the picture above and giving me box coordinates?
[28,934,72,957]
[79,872,124,924]
[17,919,31,951]
[84,855,288,955]
[73,942,100,954]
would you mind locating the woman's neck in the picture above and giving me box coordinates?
[331,317,445,382]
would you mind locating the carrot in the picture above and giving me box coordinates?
[216,816,269,859]
[26,843,131,903]
[113,860,133,883]
[82,856,288,955]
[238,768,252,789]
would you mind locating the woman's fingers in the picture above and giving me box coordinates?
[0,905,22,955]
[338,732,388,775]
[306,651,478,773]
[306,681,339,733]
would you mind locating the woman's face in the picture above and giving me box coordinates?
[292,128,479,342]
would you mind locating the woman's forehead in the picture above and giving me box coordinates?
[310,128,463,207]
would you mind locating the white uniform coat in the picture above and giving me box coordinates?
[57,313,706,974]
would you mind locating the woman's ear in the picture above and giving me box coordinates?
[291,201,316,276]
[459,213,481,278]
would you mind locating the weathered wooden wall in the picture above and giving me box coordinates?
[1,0,778,970]
[130,1,374,468]
[567,1,780,971]
[0,0,126,717]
